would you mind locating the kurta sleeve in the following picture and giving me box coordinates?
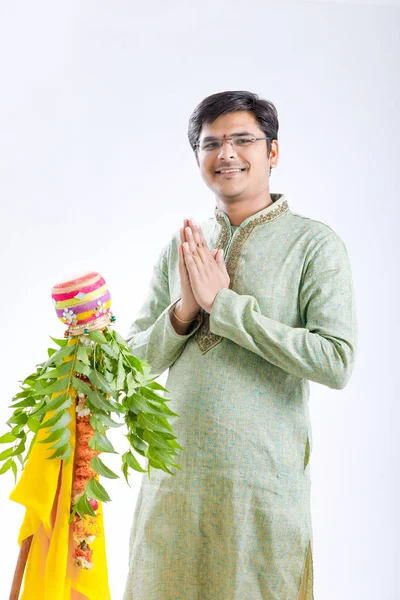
[209,232,358,390]
[125,240,203,377]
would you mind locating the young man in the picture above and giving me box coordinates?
[122,91,358,600]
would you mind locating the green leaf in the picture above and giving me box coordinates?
[8,412,28,426]
[36,361,73,380]
[88,330,107,344]
[87,390,115,413]
[77,345,91,365]
[48,410,72,432]
[39,427,65,444]
[0,432,16,444]
[137,412,173,434]
[49,428,71,449]
[34,377,70,397]
[71,376,92,396]
[122,462,131,486]
[32,393,71,417]
[89,370,114,397]
[98,413,122,428]
[0,447,14,461]
[39,343,77,373]
[0,458,13,475]
[11,460,17,484]
[148,446,181,470]
[140,387,169,404]
[47,442,71,460]
[116,354,125,390]
[143,429,179,453]
[50,336,68,347]
[91,455,119,479]
[126,372,139,396]
[74,361,92,377]
[9,397,37,409]
[11,438,26,457]
[122,450,146,473]
[101,343,118,360]
[85,476,111,502]
[88,431,116,454]
[75,494,97,518]
[89,414,106,434]
[146,381,170,394]
[27,416,41,433]
[40,409,70,430]
[128,432,148,455]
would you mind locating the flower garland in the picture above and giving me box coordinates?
[71,390,99,570]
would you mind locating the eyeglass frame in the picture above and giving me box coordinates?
[195,135,272,153]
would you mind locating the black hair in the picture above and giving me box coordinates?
[188,90,279,157]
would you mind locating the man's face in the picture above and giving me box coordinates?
[195,110,278,203]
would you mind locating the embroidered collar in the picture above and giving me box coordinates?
[214,193,289,229]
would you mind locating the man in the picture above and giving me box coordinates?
[122,91,358,600]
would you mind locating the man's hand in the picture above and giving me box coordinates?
[176,218,220,320]
[181,220,230,314]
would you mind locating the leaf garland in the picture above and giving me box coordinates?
[1,325,184,517]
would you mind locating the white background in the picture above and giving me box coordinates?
[0,1,399,598]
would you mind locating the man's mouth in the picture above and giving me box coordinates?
[215,168,246,175]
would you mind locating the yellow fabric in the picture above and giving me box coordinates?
[9,338,111,600]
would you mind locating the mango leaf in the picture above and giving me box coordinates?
[0,432,16,444]
[148,446,180,471]
[91,455,119,479]
[88,331,107,344]
[0,458,13,475]
[11,438,26,457]
[48,410,71,432]
[89,370,114,397]
[85,476,111,502]
[88,431,116,454]
[128,432,148,455]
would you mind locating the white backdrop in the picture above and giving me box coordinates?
[0,1,399,599]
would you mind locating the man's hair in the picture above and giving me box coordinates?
[188,90,279,156]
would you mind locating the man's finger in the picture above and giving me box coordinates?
[183,242,200,280]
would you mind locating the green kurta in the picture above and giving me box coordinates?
[122,193,358,600]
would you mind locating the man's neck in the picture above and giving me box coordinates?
[216,194,274,226]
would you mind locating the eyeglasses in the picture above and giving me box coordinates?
[196,135,270,153]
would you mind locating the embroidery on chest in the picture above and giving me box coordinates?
[194,199,289,354]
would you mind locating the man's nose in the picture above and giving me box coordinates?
[217,139,237,160]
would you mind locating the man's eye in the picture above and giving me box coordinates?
[236,138,252,144]
[204,142,219,149]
